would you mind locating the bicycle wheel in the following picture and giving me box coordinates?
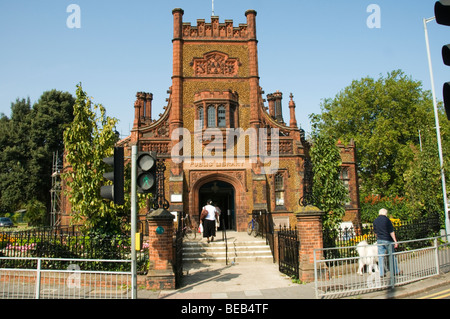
[247,221,254,236]
[185,228,196,240]
[252,221,259,237]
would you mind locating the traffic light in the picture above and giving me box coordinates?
[100,146,124,205]
[436,0,450,25]
[136,151,157,194]
[435,0,450,119]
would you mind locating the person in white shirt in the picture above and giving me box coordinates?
[201,199,219,243]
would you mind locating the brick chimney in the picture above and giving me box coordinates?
[273,90,284,123]
[289,93,298,128]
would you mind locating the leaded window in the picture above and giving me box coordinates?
[207,105,216,127]
[198,106,204,129]
[218,105,226,127]
[275,173,285,206]
[196,101,238,129]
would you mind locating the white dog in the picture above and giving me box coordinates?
[356,241,379,275]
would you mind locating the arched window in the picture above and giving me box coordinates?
[230,105,235,128]
[207,105,216,127]
[218,105,226,127]
[198,106,204,129]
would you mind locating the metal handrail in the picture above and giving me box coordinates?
[221,216,228,265]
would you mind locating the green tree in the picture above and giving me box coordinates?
[0,98,33,213]
[310,133,348,230]
[24,199,47,226]
[403,127,444,219]
[0,91,74,217]
[310,70,443,199]
[29,90,75,208]
[62,84,129,234]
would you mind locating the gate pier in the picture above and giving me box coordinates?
[295,206,326,283]
[146,208,176,290]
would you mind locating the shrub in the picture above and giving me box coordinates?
[360,194,412,223]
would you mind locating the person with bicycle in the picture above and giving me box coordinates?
[201,199,219,243]
[247,211,259,237]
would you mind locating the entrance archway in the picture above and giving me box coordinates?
[189,171,247,232]
[199,181,235,230]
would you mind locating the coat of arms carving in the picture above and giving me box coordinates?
[192,51,240,77]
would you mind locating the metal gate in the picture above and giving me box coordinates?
[314,236,450,299]
[278,226,299,279]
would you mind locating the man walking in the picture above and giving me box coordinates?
[373,208,400,276]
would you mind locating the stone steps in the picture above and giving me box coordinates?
[182,237,274,264]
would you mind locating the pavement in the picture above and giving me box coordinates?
[137,231,450,300]
[138,263,450,300]
[139,261,315,299]
[354,271,450,299]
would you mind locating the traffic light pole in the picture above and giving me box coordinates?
[424,17,450,237]
[131,145,138,299]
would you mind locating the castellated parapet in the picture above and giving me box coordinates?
[179,9,257,41]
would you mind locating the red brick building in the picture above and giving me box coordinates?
[115,8,360,231]
[61,8,360,231]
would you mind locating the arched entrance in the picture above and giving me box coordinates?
[189,171,247,232]
[199,181,235,230]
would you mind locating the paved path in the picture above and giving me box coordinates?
[160,262,315,299]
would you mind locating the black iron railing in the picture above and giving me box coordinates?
[252,210,275,261]
[278,226,299,279]
[0,228,148,271]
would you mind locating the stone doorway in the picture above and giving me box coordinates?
[198,181,235,230]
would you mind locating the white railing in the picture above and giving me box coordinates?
[314,236,450,299]
[0,257,133,299]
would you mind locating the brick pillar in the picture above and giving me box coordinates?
[273,90,284,124]
[246,10,260,130]
[267,93,275,118]
[295,205,325,283]
[170,8,184,177]
[133,96,140,129]
[145,93,153,121]
[146,208,175,290]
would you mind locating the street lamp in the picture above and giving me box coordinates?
[423,16,450,236]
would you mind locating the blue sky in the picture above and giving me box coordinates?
[1,0,449,138]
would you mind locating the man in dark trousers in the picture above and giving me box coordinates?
[373,208,400,276]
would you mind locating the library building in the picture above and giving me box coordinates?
[62,8,361,233]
